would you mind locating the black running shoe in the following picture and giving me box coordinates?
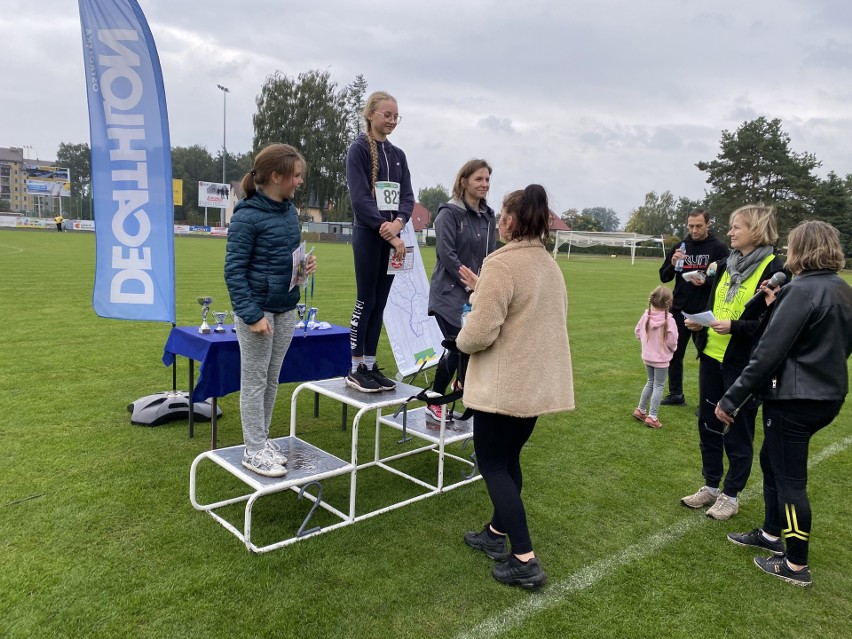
[464,525,509,561]
[754,555,812,587]
[369,363,396,390]
[660,394,686,406]
[345,363,382,392]
[727,528,784,555]
[492,555,547,590]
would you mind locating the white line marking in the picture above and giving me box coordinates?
[457,433,852,639]
[0,243,24,254]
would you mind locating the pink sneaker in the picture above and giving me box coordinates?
[645,415,663,429]
[632,408,647,422]
[426,404,453,423]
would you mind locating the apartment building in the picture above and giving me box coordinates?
[0,146,60,215]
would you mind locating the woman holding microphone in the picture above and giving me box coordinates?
[718,220,852,587]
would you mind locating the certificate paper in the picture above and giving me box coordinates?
[682,310,716,327]
[290,241,310,290]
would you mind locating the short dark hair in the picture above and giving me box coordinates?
[687,208,709,224]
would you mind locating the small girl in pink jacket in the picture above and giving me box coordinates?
[634,286,678,428]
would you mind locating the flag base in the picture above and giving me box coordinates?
[127,391,222,426]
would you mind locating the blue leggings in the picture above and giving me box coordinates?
[349,226,394,357]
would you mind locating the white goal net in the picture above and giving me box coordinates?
[551,231,666,264]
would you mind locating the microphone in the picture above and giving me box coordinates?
[744,271,787,309]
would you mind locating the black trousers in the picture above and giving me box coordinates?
[473,410,537,555]
[760,399,842,565]
[349,226,394,358]
[697,354,758,497]
[667,312,696,397]
[430,314,460,396]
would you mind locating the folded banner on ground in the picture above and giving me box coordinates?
[78,0,175,322]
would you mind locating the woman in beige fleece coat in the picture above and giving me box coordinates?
[456,184,574,590]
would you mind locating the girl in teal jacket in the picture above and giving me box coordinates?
[225,143,316,478]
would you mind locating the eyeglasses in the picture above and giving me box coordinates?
[376,111,402,123]
[702,399,731,436]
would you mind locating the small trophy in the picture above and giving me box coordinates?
[212,311,227,333]
[306,307,318,329]
[197,296,213,333]
[296,303,306,329]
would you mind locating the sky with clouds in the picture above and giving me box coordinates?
[3,0,851,223]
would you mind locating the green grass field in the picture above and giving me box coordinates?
[1,229,850,639]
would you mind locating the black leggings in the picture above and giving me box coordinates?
[760,399,842,565]
[473,410,537,555]
[667,312,697,396]
[350,226,394,358]
[697,354,757,497]
[430,314,460,395]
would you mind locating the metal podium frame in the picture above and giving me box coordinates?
[189,377,480,553]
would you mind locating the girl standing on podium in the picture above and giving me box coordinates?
[225,143,316,478]
[344,90,414,393]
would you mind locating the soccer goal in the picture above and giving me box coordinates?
[551,231,666,264]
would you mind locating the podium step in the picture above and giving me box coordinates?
[207,436,351,490]
[379,406,473,444]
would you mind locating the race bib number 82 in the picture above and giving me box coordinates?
[375,181,401,211]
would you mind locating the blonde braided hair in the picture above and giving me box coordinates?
[363,91,396,196]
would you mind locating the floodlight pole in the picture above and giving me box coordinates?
[217,84,229,228]
[217,84,229,185]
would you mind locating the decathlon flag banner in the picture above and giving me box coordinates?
[78,0,175,322]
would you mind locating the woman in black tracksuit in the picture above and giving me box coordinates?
[344,91,414,393]
[719,220,852,587]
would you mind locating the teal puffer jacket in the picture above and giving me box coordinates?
[224,190,302,325]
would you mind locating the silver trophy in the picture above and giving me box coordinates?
[197,296,213,333]
[296,303,307,329]
[306,306,318,329]
[212,311,227,333]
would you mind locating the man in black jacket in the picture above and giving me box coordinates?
[659,209,729,405]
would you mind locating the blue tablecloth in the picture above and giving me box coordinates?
[162,324,350,402]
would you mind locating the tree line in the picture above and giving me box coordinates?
[623,117,851,255]
[49,69,367,225]
[44,73,852,256]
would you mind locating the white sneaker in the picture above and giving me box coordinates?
[706,494,739,520]
[242,447,287,478]
[265,439,288,466]
[680,486,718,509]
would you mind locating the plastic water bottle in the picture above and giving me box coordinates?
[461,303,472,328]
[674,242,686,272]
